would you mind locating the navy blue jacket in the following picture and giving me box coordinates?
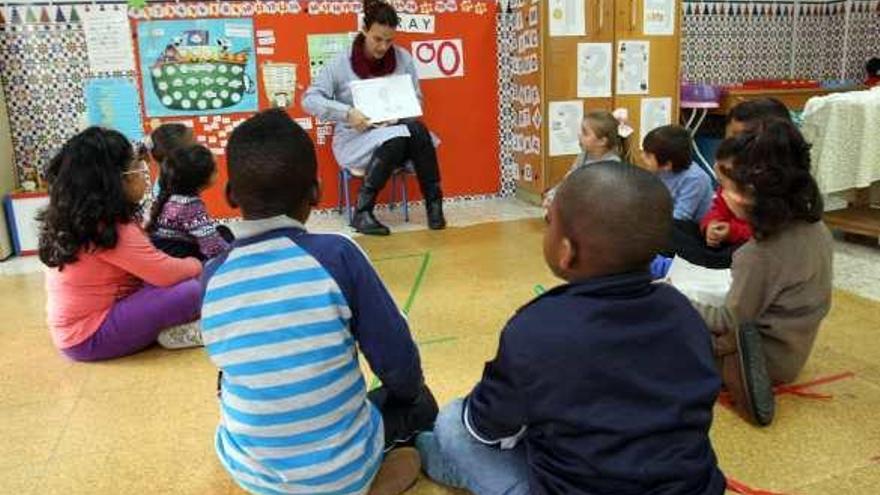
[465,272,726,495]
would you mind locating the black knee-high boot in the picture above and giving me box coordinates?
[405,121,446,230]
[353,138,408,236]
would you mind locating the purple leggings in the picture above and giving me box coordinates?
[62,279,202,362]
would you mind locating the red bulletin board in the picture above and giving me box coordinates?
[132,1,499,219]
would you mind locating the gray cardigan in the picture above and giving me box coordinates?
[301,45,424,170]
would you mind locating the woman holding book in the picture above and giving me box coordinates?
[303,0,446,235]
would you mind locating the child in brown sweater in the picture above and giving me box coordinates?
[688,118,832,426]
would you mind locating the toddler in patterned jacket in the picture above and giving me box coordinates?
[147,144,229,260]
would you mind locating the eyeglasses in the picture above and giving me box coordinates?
[122,161,151,178]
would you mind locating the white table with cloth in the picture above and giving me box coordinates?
[801,87,880,237]
[801,87,880,195]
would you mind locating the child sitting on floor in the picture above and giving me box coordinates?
[653,98,794,275]
[418,162,726,494]
[144,123,195,199]
[147,122,194,167]
[202,108,438,495]
[687,119,832,426]
[642,124,714,222]
[702,98,794,250]
[146,144,229,260]
[39,127,204,361]
[543,110,628,207]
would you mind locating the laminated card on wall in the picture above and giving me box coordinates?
[549,0,586,37]
[549,101,584,156]
[616,40,650,95]
[577,43,612,98]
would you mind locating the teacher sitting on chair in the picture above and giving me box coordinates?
[302,0,446,236]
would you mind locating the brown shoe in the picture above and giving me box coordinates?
[720,322,775,426]
[368,447,422,495]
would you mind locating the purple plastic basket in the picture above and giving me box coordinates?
[680,83,722,104]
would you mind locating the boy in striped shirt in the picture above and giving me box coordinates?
[202,109,437,495]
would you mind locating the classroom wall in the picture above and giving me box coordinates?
[0,84,14,257]
[681,0,880,85]
[2,0,875,221]
[0,0,501,219]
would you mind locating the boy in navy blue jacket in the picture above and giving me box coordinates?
[417,162,726,495]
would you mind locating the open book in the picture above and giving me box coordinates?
[349,74,423,123]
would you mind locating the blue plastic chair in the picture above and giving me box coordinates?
[337,165,415,225]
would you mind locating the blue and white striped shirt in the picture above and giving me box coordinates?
[202,216,422,495]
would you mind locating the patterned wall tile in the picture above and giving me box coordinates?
[846,0,880,81]
[496,11,517,198]
[681,0,877,84]
[0,18,88,184]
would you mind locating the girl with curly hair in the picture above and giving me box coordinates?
[39,127,204,361]
[687,119,832,425]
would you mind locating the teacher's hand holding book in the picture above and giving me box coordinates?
[347,108,372,132]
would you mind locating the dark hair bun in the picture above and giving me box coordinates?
[363,0,399,29]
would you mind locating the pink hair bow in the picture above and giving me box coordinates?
[612,108,634,138]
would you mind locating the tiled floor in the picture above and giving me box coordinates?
[1,199,879,494]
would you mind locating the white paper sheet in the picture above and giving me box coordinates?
[357,13,436,33]
[616,41,650,95]
[639,97,673,147]
[549,101,584,156]
[549,0,586,37]
[261,63,298,108]
[82,7,136,73]
[577,43,612,98]
[412,39,465,80]
[665,257,731,307]
[644,0,676,36]
[349,74,423,123]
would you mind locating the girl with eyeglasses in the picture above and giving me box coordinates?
[38,127,205,361]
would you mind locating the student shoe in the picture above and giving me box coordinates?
[157,320,204,349]
[368,447,422,495]
[722,322,775,426]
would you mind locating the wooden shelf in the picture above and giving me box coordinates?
[712,86,866,113]
[824,206,880,238]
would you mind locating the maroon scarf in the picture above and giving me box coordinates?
[350,33,397,79]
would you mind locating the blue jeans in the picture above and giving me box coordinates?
[416,399,531,495]
[650,254,674,279]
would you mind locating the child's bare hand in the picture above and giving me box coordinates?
[706,221,730,247]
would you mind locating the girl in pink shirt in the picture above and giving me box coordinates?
[38,127,204,361]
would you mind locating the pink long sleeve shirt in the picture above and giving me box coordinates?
[45,222,202,349]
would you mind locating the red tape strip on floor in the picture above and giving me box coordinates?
[718,371,855,408]
[726,476,792,495]
[773,371,855,398]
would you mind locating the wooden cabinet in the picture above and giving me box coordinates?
[508,0,682,202]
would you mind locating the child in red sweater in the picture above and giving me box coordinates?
[698,97,792,250]
[653,99,793,273]
[700,163,754,249]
